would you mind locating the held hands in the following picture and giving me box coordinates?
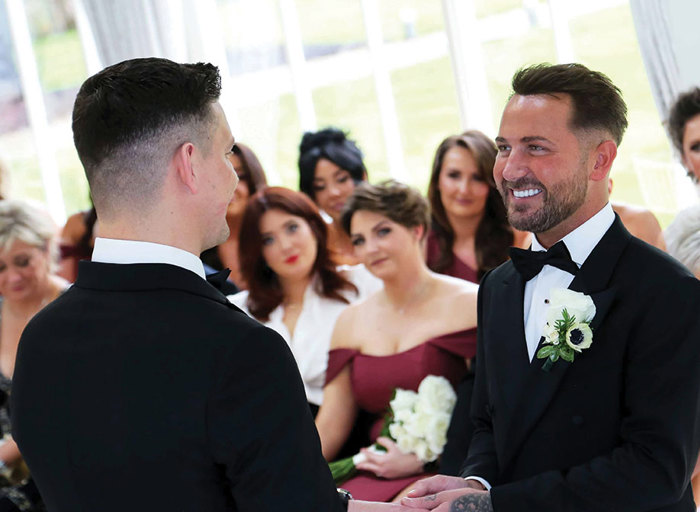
[401,475,493,511]
[354,437,424,479]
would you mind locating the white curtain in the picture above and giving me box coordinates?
[629,0,681,128]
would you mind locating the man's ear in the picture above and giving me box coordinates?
[173,142,198,194]
[590,140,617,181]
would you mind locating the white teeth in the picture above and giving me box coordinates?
[513,188,541,198]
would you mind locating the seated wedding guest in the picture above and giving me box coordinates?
[426,130,529,284]
[668,86,700,186]
[0,199,68,511]
[315,181,478,502]
[228,187,379,417]
[609,179,666,250]
[201,142,267,291]
[58,204,97,282]
[665,204,700,278]
[299,127,368,264]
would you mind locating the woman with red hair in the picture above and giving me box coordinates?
[228,187,378,416]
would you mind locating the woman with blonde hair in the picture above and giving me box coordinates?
[0,199,68,511]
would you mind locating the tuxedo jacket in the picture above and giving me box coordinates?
[11,262,343,512]
[461,217,700,512]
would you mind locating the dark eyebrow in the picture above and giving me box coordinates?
[495,136,553,145]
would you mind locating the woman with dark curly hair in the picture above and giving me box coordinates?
[668,87,700,184]
[228,187,378,416]
[298,128,368,264]
[426,130,529,283]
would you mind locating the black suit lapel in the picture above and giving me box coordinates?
[489,265,531,417]
[498,216,630,471]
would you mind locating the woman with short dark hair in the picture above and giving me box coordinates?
[298,128,368,264]
[316,181,478,502]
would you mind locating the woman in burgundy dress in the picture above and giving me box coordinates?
[426,130,529,284]
[314,181,478,502]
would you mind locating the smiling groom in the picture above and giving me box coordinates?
[403,63,700,512]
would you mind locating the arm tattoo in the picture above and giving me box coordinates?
[449,493,493,512]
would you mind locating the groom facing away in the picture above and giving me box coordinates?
[9,58,413,512]
[403,63,700,512]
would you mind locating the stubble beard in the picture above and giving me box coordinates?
[499,170,588,235]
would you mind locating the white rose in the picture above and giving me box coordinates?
[413,439,434,463]
[546,289,596,325]
[396,432,419,454]
[403,410,431,439]
[390,389,418,413]
[393,408,413,424]
[416,375,457,415]
[424,412,451,456]
[389,423,409,444]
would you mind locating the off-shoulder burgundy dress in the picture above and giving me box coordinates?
[325,328,477,502]
[426,230,479,284]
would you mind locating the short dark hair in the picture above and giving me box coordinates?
[72,58,222,214]
[341,180,429,237]
[668,87,700,180]
[512,63,628,146]
[427,130,513,278]
[239,187,357,321]
[232,142,267,196]
[298,127,367,200]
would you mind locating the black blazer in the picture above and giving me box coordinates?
[462,217,700,512]
[11,262,343,512]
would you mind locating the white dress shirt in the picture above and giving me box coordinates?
[91,237,206,279]
[523,203,614,360]
[466,203,615,490]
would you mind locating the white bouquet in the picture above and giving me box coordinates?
[329,375,457,484]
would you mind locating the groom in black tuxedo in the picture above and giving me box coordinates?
[9,58,404,512]
[403,63,700,512]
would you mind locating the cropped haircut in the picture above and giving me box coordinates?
[298,127,367,200]
[668,87,700,181]
[232,142,267,196]
[239,187,357,321]
[341,180,430,237]
[72,58,222,216]
[512,63,628,146]
[0,199,58,270]
[427,131,513,278]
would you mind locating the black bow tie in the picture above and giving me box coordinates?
[509,241,579,281]
[206,268,232,291]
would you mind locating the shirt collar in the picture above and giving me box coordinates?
[91,238,206,280]
[531,202,615,267]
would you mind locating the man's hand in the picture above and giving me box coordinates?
[348,500,429,511]
[354,437,424,479]
[402,475,472,501]
[401,488,493,512]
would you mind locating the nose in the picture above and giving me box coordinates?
[6,267,22,283]
[328,184,341,197]
[458,178,469,194]
[279,234,293,252]
[498,149,529,183]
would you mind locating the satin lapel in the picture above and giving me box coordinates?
[499,216,630,471]
[488,264,530,418]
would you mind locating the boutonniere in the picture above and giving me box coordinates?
[536,289,596,372]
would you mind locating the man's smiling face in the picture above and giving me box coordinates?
[493,93,590,239]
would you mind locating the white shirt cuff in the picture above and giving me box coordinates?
[464,476,492,491]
